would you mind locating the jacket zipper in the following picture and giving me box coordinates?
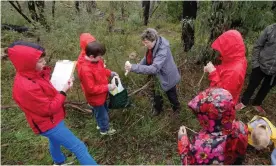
[41,76,60,124]
[32,119,42,133]
[50,116,55,124]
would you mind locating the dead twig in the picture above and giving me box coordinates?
[1,105,18,110]
[1,102,91,115]
[127,115,144,130]
[65,103,92,114]
[197,72,206,87]
[124,114,131,125]
[129,77,138,88]
[150,123,170,136]
[178,59,188,68]
[128,81,151,97]
[149,4,160,18]
[65,101,87,106]
[184,125,198,134]
[1,143,9,147]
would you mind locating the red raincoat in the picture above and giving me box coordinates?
[8,41,66,134]
[76,33,111,106]
[209,30,247,104]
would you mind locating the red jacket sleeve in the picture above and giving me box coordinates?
[17,85,66,117]
[105,68,111,77]
[178,135,190,165]
[208,69,242,94]
[81,72,109,95]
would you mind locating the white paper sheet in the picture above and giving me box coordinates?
[50,60,76,91]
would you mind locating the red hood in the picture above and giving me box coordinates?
[211,30,245,64]
[78,33,96,63]
[80,33,96,53]
[8,41,45,78]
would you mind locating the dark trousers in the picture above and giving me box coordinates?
[241,67,276,106]
[154,85,181,112]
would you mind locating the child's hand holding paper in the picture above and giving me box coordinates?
[62,76,74,92]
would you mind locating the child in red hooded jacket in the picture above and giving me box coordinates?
[8,41,97,165]
[76,33,118,135]
[204,30,247,105]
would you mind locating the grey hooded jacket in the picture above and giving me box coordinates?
[252,23,276,76]
[131,36,181,91]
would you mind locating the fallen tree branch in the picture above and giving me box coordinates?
[1,105,18,110]
[127,115,144,130]
[150,123,170,136]
[65,101,87,106]
[128,81,151,97]
[1,101,89,112]
[65,103,92,114]
[178,59,188,68]
[4,81,151,111]
[1,24,29,33]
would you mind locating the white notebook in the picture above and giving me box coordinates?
[50,60,76,91]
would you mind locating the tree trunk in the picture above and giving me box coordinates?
[273,1,276,20]
[272,1,276,10]
[107,2,117,32]
[208,1,232,43]
[35,1,50,31]
[107,12,115,32]
[52,1,55,18]
[142,1,150,26]
[86,1,96,13]
[75,1,80,12]
[92,0,97,8]
[150,0,156,16]
[182,1,197,19]
[121,2,126,21]
[181,1,197,52]
[198,1,233,65]
[15,1,21,12]
[28,1,38,21]
[8,1,33,24]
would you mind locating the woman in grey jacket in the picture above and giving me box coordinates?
[236,23,276,113]
[125,28,181,116]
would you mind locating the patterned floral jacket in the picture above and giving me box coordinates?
[178,88,248,165]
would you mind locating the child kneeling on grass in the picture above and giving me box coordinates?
[248,115,276,165]
[76,33,118,135]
